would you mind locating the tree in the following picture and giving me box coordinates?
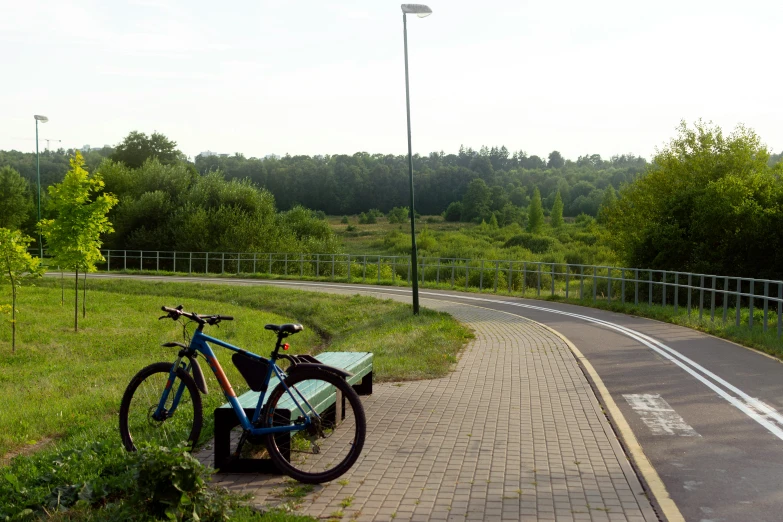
[39,152,118,331]
[604,120,783,278]
[597,186,616,223]
[551,190,564,228]
[0,166,33,231]
[443,201,462,222]
[462,178,491,222]
[387,207,409,224]
[547,151,565,169]
[527,187,544,233]
[110,131,181,169]
[0,228,45,352]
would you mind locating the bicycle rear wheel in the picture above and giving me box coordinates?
[263,368,366,484]
[119,362,203,451]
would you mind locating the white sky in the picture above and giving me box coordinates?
[1,0,781,161]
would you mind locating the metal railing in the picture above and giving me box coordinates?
[95,250,783,338]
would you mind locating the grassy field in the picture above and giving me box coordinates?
[329,214,618,267]
[0,278,470,460]
[0,278,469,520]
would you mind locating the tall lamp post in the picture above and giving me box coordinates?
[401,3,431,315]
[34,115,48,259]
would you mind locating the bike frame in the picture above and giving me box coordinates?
[154,328,317,436]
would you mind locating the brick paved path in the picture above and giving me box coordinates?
[198,292,658,521]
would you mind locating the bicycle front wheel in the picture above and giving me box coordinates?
[263,369,366,484]
[119,362,203,452]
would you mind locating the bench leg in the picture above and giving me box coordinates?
[213,407,290,474]
[352,371,372,396]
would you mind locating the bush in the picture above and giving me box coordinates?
[387,207,409,224]
[340,215,349,224]
[503,233,559,254]
[0,443,252,521]
[443,202,462,222]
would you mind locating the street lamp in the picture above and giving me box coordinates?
[401,3,431,315]
[34,114,48,259]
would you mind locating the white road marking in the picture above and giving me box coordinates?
[623,394,700,436]
[87,274,783,442]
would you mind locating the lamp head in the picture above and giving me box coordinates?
[401,4,432,17]
[34,115,49,123]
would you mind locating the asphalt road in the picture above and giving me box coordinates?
[91,274,783,521]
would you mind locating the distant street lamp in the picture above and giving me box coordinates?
[401,3,431,315]
[34,114,48,259]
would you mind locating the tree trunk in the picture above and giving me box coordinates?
[74,268,79,332]
[83,270,86,318]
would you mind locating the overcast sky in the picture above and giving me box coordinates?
[1,0,780,161]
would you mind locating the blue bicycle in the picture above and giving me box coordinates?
[119,305,366,483]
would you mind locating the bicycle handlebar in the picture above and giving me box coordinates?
[160,305,233,326]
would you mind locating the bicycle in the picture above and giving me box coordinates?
[119,305,366,484]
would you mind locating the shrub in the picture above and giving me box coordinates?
[340,215,349,224]
[503,233,559,254]
[443,202,462,222]
[387,207,409,224]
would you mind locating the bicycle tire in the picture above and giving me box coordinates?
[119,362,203,452]
[263,368,366,483]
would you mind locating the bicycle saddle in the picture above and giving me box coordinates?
[265,323,304,335]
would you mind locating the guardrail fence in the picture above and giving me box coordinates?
[95,250,783,338]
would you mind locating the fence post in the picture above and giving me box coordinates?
[763,281,769,332]
[722,276,729,323]
[778,283,782,338]
[106,250,111,271]
[494,261,499,293]
[508,262,513,294]
[392,257,397,286]
[408,259,412,284]
[662,272,666,308]
[699,275,704,321]
[523,262,527,297]
[749,280,755,329]
[648,270,653,306]
[301,254,305,277]
[284,253,288,275]
[674,272,678,313]
[537,263,541,297]
[465,262,469,291]
[124,250,127,271]
[479,260,484,292]
[566,266,570,300]
[607,268,612,303]
[347,254,351,282]
[220,253,224,274]
[332,254,335,280]
[451,261,455,289]
[711,276,717,322]
[621,269,625,305]
[687,274,692,317]
[253,253,257,274]
[316,254,320,278]
[593,266,597,302]
[156,251,159,273]
[736,279,742,327]
[268,253,272,275]
[378,256,382,284]
[362,255,367,282]
[550,263,555,297]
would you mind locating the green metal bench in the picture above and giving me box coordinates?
[214,351,373,473]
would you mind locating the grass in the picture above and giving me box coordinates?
[0,277,470,460]
[0,277,468,520]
